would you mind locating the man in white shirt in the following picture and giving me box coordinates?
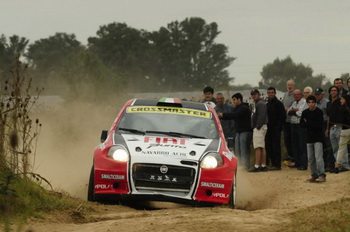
[287,89,308,170]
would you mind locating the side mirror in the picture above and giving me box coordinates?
[100,130,108,143]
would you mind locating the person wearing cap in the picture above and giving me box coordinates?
[282,80,295,164]
[287,89,308,170]
[315,88,333,172]
[218,93,253,170]
[200,86,216,108]
[265,87,286,170]
[300,95,326,182]
[249,89,269,172]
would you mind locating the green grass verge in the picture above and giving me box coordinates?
[0,171,85,231]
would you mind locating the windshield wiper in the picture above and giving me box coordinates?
[146,130,206,139]
[118,127,146,135]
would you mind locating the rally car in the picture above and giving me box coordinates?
[87,98,238,208]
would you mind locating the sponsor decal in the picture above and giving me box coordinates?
[141,150,187,157]
[201,182,225,189]
[144,137,188,149]
[126,106,211,119]
[99,143,105,150]
[150,175,177,182]
[146,143,186,149]
[144,136,187,145]
[95,184,112,189]
[101,174,125,180]
[142,151,170,155]
[212,193,229,198]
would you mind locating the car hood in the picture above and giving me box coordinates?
[118,134,220,161]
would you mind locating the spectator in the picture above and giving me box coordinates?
[303,86,313,99]
[347,77,350,94]
[334,78,348,97]
[265,87,286,170]
[333,95,350,173]
[249,89,268,172]
[215,93,235,150]
[287,89,308,170]
[326,86,350,173]
[218,93,252,170]
[315,88,334,172]
[200,86,216,108]
[282,80,295,163]
[300,95,326,182]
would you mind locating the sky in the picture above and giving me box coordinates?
[1,0,349,86]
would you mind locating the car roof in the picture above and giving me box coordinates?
[132,99,208,111]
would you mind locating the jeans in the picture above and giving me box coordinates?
[307,142,325,178]
[335,128,350,168]
[322,121,334,168]
[291,124,307,168]
[265,125,282,167]
[235,131,253,169]
[330,126,341,159]
[330,126,349,168]
[283,122,293,160]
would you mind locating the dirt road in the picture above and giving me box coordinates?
[25,167,350,232]
[25,103,350,231]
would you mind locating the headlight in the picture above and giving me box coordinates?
[200,152,223,169]
[107,146,129,162]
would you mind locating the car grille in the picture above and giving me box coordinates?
[132,163,196,193]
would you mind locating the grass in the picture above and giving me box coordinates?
[0,170,88,231]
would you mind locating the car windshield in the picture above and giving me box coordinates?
[116,106,219,139]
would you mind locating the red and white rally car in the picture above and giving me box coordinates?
[88,98,238,208]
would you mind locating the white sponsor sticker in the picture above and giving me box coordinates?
[101,174,125,180]
[95,184,112,189]
[212,193,229,198]
[201,182,225,189]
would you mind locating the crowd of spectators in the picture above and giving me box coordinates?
[200,78,350,183]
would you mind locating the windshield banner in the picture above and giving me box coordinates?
[126,106,211,119]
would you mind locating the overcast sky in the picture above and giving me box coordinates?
[1,0,349,86]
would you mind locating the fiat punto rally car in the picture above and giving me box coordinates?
[88,98,238,208]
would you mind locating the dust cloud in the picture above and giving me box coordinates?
[29,84,276,209]
[31,94,126,199]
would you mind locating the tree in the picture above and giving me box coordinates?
[259,56,315,91]
[26,33,82,72]
[26,33,123,99]
[0,35,29,78]
[88,23,150,70]
[150,17,235,91]
[88,18,235,92]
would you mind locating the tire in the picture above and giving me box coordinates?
[87,166,95,202]
[228,172,237,209]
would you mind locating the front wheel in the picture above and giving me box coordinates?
[228,172,237,209]
[87,166,95,202]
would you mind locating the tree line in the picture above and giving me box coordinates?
[0,17,234,99]
[0,17,343,100]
